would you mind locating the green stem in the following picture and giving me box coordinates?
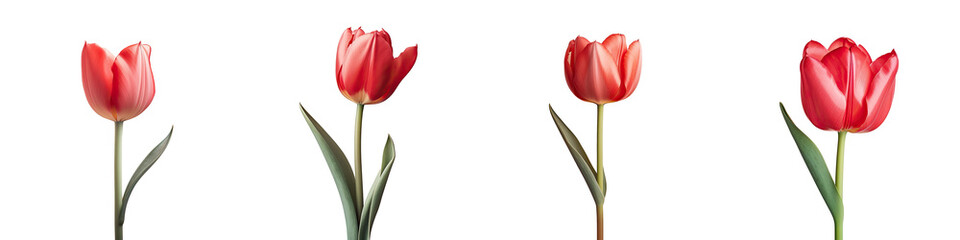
[596,103,605,240]
[835,131,846,197]
[596,104,605,192]
[834,131,846,240]
[596,205,604,240]
[354,103,365,210]
[835,219,843,240]
[114,121,124,240]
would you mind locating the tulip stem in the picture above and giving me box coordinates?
[596,205,604,240]
[354,103,365,210]
[596,104,605,192]
[834,131,846,240]
[596,103,605,240]
[114,121,124,240]
[835,219,843,240]
[835,131,846,197]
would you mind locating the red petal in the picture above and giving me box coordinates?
[616,40,642,101]
[362,34,396,104]
[571,36,591,65]
[110,43,155,121]
[827,37,857,52]
[800,56,846,131]
[818,46,872,129]
[370,45,417,104]
[857,50,898,132]
[564,39,576,85]
[857,44,872,61]
[601,34,626,68]
[803,40,827,60]
[338,33,395,104]
[377,29,392,45]
[338,33,372,102]
[570,43,621,104]
[336,27,356,82]
[81,42,117,121]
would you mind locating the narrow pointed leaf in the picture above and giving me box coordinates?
[118,126,173,225]
[300,104,360,239]
[780,103,844,222]
[549,105,605,206]
[380,135,394,173]
[358,136,397,240]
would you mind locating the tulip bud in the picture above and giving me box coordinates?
[800,37,898,133]
[336,27,418,105]
[81,42,156,122]
[564,34,642,104]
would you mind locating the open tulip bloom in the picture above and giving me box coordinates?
[81,42,174,240]
[549,33,641,240]
[780,37,898,240]
[300,27,416,240]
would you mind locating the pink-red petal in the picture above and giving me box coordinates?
[601,34,626,68]
[81,42,117,121]
[564,40,577,85]
[571,43,621,104]
[338,33,375,101]
[571,36,591,66]
[616,40,642,101]
[857,50,898,132]
[827,37,857,52]
[818,46,873,129]
[360,34,396,104]
[377,29,392,46]
[803,40,827,60]
[336,27,356,77]
[800,56,846,131]
[370,45,417,104]
[111,42,155,121]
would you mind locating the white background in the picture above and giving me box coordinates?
[1,0,957,239]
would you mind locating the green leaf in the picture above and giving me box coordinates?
[358,136,397,240]
[549,105,605,206]
[118,126,173,225]
[779,103,844,222]
[300,104,360,239]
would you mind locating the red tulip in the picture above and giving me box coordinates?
[81,42,156,122]
[564,34,642,104]
[336,27,418,105]
[800,37,898,133]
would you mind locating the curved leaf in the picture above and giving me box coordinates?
[118,126,173,225]
[549,105,605,206]
[300,104,360,239]
[780,103,844,222]
[358,136,397,240]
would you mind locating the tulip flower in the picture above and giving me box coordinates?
[336,27,418,105]
[334,26,416,208]
[81,42,173,240]
[564,34,641,104]
[551,33,643,240]
[800,37,898,133]
[301,27,415,240]
[781,37,899,240]
[81,42,155,122]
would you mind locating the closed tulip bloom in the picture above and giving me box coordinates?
[81,42,155,122]
[564,34,642,104]
[800,37,898,133]
[336,27,418,105]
